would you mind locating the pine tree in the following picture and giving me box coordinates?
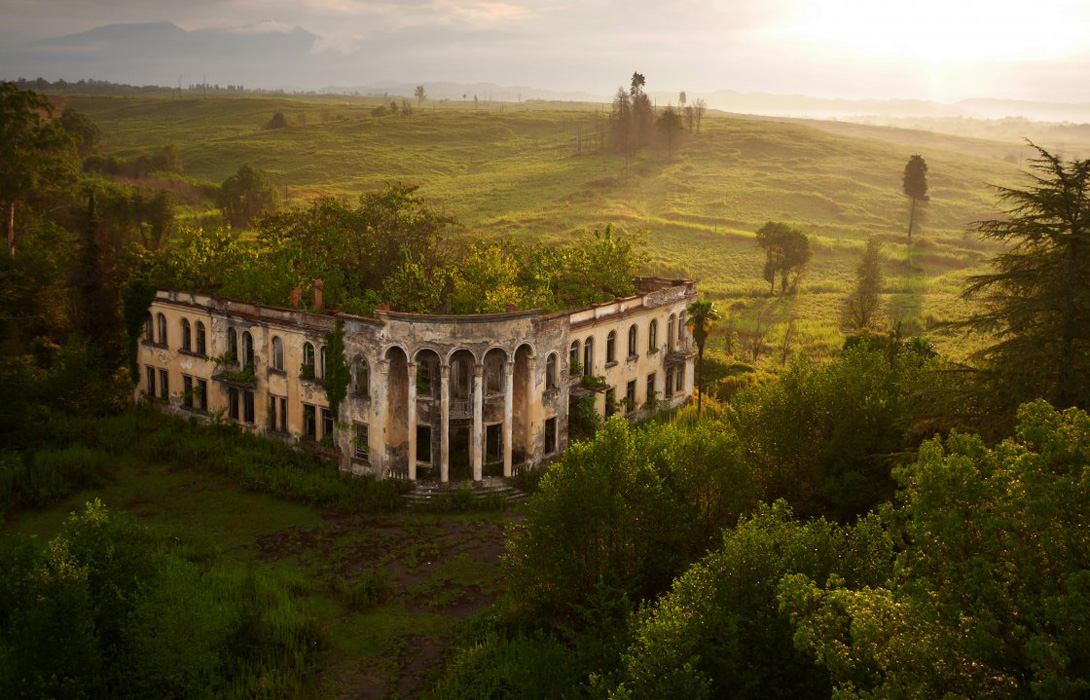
[903,155,929,239]
[960,144,1090,411]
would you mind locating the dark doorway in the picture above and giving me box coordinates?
[485,423,503,476]
[450,424,472,480]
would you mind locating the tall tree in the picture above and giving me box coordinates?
[960,144,1090,411]
[59,106,101,156]
[75,191,117,351]
[902,154,929,239]
[0,82,78,258]
[413,85,426,109]
[217,163,277,229]
[842,238,884,331]
[686,299,720,416]
[656,106,684,159]
[756,221,812,296]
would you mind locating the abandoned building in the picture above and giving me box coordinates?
[136,278,698,482]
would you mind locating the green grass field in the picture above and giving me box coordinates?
[3,457,511,699]
[62,92,1028,358]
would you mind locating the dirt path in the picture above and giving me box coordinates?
[255,511,516,699]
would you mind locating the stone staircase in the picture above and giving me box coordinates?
[402,476,530,507]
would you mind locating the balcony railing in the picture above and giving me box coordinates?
[450,398,471,418]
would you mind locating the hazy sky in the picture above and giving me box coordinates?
[3,0,1089,101]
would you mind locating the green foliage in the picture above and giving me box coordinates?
[755,221,812,296]
[842,238,884,331]
[322,319,350,419]
[0,500,324,699]
[0,447,112,521]
[106,408,405,512]
[120,277,158,381]
[506,417,758,624]
[432,629,580,700]
[781,401,1090,699]
[217,162,277,229]
[903,153,930,237]
[687,298,720,414]
[617,502,892,700]
[728,343,936,521]
[0,82,79,258]
[59,106,102,156]
[960,145,1090,413]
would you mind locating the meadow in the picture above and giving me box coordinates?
[62,92,1028,358]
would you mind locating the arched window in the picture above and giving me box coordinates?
[145,313,154,341]
[356,359,370,397]
[302,342,315,378]
[606,330,616,363]
[196,321,206,355]
[569,340,580,374]
[583,337,594,376]
[649,319,658,352]
[157,313,168,346]
[627,324,638,357]
[545,353,557,390]
[271,336,284,370]
[181,318,192,352]
[667,314,676,350]
[242,331,254,367]
[227,327,238,361]
[320,346,327,379]
[678,312,686,342]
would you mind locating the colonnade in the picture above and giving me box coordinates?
[398,354,522,482]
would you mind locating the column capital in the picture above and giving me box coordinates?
[407,361,417,378]
[473,363,484,378]
[440,363,450,379]
[378,359,389,375]
[505,360,515,374]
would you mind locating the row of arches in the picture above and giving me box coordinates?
[380,343,540,481]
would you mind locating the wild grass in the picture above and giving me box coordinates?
[64,93,1026,359]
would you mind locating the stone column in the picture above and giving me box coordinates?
[503,360,514,478]
[376,359,389,477]
[440,363,450,483]
[472,363,483,482]
[526,356,539,463]
[407,361,417,481]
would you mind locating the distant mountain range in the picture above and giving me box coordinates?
[3,21,1090,124]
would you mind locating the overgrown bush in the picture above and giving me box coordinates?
[0,500,324,699]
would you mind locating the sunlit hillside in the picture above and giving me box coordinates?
[63,93,1026,358]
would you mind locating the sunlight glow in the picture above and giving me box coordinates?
[777,0,1090,64]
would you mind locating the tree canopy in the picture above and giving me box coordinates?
[903,154,929,238]
[217,163,278,229]
[959,144,1090,412]
[755,221,812,296]
[781,400,1090,700]
[0,82,79,258]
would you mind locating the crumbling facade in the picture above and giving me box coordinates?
[136,278,697,481]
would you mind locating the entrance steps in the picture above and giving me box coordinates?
[402,476,530,507]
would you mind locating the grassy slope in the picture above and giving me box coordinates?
[65,93,1025,358]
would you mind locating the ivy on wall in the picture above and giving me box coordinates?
[322,319,350,419]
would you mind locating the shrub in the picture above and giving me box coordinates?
[0,501,325,699]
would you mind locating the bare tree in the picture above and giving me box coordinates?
[693,98,707,133]
[748,312,768,362]
[779,317,798,366]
